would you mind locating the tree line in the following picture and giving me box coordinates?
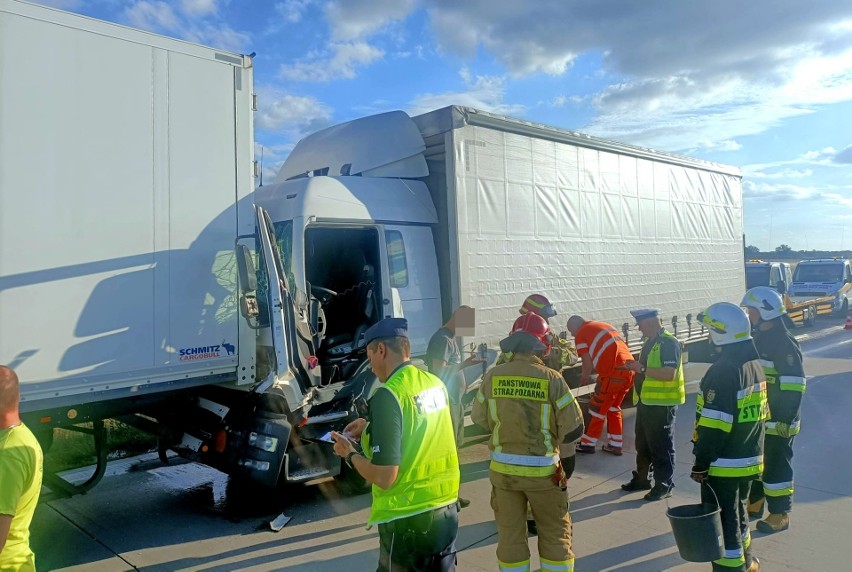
[744,244,852,260]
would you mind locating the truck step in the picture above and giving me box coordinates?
[288,467,332,481]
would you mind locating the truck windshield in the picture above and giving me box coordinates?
[793,264,842,283]
[745,266,770,289]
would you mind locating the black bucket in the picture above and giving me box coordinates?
[667,499,724,562]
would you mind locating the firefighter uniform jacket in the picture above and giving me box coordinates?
[472,354,584,477]
[753,322,805,436]
[693,341,768,478]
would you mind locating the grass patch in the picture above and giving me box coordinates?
[43,419,158,474]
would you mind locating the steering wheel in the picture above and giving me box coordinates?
[310,285,338,306]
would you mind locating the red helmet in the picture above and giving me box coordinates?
[520,294,557,319]
[511,313,551,352]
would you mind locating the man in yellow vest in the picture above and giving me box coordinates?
[621,309,685,501]
[332,318,461,571]
[0,366,43,572]
[473,313,584,572]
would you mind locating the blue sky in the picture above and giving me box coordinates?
[34,0,852,251]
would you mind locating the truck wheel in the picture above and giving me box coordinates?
[334,461,371,496]
[806,305,817,327]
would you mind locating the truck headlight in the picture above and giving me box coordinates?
[248,432,279,452]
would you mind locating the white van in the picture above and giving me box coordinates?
[789,259,852,315]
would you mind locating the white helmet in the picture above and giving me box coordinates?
[741,287,786,321]
[698,302,753,346]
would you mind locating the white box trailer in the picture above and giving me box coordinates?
[414,107,745,349]
[1,0,371,495]
[258,106,745,397]
[1,0,256,410]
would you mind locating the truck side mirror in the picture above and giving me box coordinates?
[236,244,259,318]
[236,244,258,292]
[776,282,787,294]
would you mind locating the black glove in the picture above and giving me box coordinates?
[690,466,708,483]
[560,456,576,480]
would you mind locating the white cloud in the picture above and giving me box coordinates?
[124,1,181,33]
[408,67,525,116]
[833,144,852,164]
[425,1,852,151]
[275,0,314,24]
[325,0,418,41]
[279,42,384,82]
[122,0,250,53]
[744,180,852,210]
[180,0,218,17]
[255,90,332,132]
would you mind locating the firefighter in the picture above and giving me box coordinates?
[692,302,766,572]
[472,313,584,572]
[497,294,579,371]
[566,315,635,456]
[741,286,805,533]
[621,309,685,501]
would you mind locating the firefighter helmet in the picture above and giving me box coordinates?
[698,302,752,346]
[509,312,552,353]
[741,287,786,321]
[520,294,557,319]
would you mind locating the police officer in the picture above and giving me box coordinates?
[741,287,805,533]
[692,303,766,572]
[332,318,461,571]
[621,309,685,501]
[472,313,584,572]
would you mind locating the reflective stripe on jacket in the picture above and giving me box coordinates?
[472,354,584,477]
[635,330,685,406]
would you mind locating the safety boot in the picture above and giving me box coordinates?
[756,513,789,533]
[601,444,623,456]
[643,483,673,501]
[575,443,596,454]
[621,471,652,492]
[747,498,765,519]
[745,557,760,571]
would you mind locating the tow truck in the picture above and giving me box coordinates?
[745,260,834,326]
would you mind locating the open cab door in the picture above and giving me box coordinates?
[255,205,319,412]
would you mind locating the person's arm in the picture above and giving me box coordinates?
[771,335,806,424]
[692,364,736,471]
[552,373,584,444]
[471,372,492,430]
[332,387,403,490]
[426,334,452,377]
[579,353,594,383]
[0,514,12,554]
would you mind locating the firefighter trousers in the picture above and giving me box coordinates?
[703,477,755,572]
[634,403,676,488]
[490,470,574,572]
[579,375,633,448]
[748,434,795,514]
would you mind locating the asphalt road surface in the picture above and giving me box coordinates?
[31,317,852,571]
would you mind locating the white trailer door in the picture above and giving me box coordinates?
[382,225,442,356]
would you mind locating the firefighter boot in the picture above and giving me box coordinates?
[621,470,652,492]
[756,513,789,533]
[747,498,765,519]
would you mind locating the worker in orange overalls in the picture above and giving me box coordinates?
[566,315,635,455]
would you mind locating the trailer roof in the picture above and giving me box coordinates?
[413,106,742,177]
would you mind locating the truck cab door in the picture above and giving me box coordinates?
[256,206,316,411]
[381,225,442,356]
